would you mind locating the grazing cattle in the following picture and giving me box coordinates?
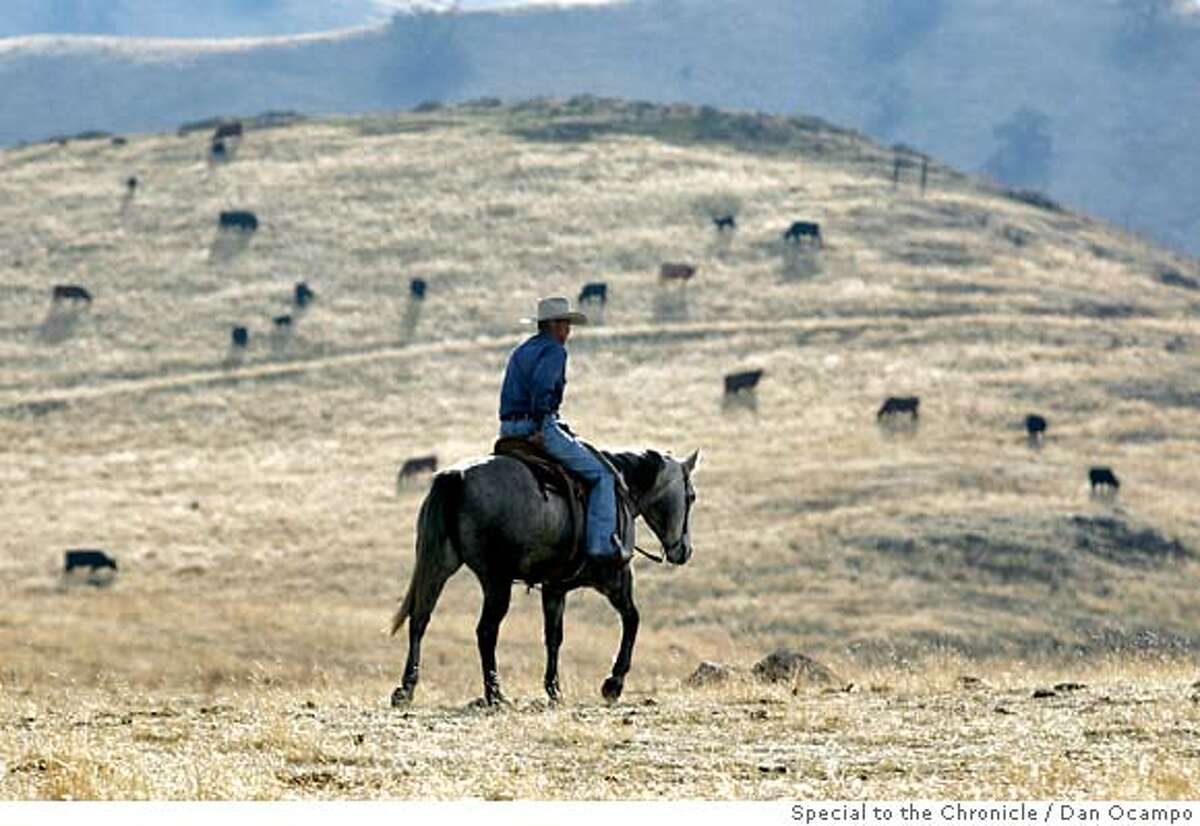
[231,326,249,348]
[398,455,438,481]
[64,549,117,573]
[111,136,127,146]
[660,262,697,282]
[1025,414,1048,441]
[784,221,822,246]
[713,215,736,231]
[126,176,138,193]
[294,281,316,308]
[213,121,244,141]
[878,396,920,419]
[410,278,427,300]
[724,369,764,395]
[219,210,258,232]
[51,284,92,304]
[1089,467,1120,492]
[272,314,292,329]
[578,282,608,305]
[210,139,227,160]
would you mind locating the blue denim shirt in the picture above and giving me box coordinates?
[498,332,567,422]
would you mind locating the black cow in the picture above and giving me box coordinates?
[213,121,244,141]
[784,221,822,246]
[1025,414,1048,442]
[111,136,128,146]
[231,326,249,348]
[724,369,764,395]
[878,396,920,419]
[713,215,737,231]
[294,282,316,308]
[578,282,608,305]
[410,278,427,300]
[273,315,292,329]
[660,262,697,281]
[64,549,117,573]
[398,455,438,481]
[210,139,227,160]
[219,210,258,232]
[125,176,138,193]
[1089,467,1120,492]
[51,284,92,304]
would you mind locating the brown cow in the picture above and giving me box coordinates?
[660,262,697,282]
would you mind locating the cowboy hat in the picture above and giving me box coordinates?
[521,295,589,325]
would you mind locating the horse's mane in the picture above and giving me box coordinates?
[603,449,666,497]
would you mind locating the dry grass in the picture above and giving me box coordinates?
[1,99,1199,799]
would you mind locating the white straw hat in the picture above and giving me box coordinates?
[521,296,589,325]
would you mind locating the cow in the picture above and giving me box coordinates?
[111,136,128,146]
[126,176,138,193]
[713,215,737,231]
[213,121,244,141]
[660,262,697,282]
[1025,414,1048,443]
[1089,467,1120,493]
[272,314,292,329]
[51,285,92,304]
[210,139,227,160]
[64,549,117,574]
[724,369,764,395]
[398,455,438,482]
[878,396,920,419]
[231,326,249,348]
[410,278,427,300]
[219,210,258,232]
[578,282,608,305]
[784,221,822,246]
[294,282,316,309]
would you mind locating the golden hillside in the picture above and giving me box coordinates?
[2,99,1199,799]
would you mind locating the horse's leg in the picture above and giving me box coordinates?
[541,587,566,704]
[477,580,513,706]
[600,570,639,702]
[391,572,452,707]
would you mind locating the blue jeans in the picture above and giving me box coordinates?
[499,414,618,558]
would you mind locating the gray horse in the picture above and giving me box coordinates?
[390,447,700,706]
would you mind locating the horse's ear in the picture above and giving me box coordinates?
[682,449,701,474]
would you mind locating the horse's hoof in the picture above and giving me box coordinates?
[390,686,413,708]
[601,677,623,702]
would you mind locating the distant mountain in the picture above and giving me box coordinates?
[1,0,1198,256]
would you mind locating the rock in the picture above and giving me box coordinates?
[686,660,733,687]
[957,675,985,689]
[994,705,1014,715]
[752,649,839,685]
[1032,688,1058,699]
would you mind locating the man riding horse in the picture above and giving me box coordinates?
[498,296,630,573]
[388,296,700,706]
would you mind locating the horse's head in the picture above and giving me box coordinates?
[632,449,700,565]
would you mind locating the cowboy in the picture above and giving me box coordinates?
[498,296,627,568]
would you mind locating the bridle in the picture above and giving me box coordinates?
[630,463,693,565]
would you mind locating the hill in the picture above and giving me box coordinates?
[1,0,1199,259]
[1,99,1199,798]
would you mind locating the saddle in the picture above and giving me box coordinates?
[492,436,636,580]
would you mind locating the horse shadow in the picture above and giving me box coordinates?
[37,306,81,344]
[652,288,689,322]
[208,230,252,264]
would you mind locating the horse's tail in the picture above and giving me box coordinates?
[390,470,463,636]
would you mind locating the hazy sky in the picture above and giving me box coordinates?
[0,0,621,40]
